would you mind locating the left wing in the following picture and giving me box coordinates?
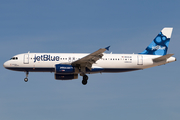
[71,46,110,70]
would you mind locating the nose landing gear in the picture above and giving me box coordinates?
[24,71,29,82]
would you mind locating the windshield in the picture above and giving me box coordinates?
[10,57,18,60]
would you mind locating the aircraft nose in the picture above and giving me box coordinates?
[3,61,9,68]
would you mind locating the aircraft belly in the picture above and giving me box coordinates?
[91,61,141,73]
[5,67,55,72]
[102,68,141,73]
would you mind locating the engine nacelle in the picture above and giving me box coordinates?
[55,74,78,80]
[55,64,79,74]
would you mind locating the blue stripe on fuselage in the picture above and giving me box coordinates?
[5,67,140,73]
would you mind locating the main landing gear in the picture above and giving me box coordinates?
[24,71,29,82]
[82,75,88,85]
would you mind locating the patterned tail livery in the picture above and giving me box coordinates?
[140,28,173,56]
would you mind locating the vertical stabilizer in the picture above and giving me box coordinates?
[139,27,173,56]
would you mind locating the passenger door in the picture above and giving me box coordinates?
[137,55,143,65]
[24,54,29,64]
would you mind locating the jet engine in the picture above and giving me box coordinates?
[55,74,78,80]
[55,64,79,74]
[54,64,79,80]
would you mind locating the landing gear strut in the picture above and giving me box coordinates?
[82,75,88,85]
[24,71,29,82]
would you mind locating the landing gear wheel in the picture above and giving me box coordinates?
[82,75,88,85]
[82,79,87,85]
[24,71,29,82]
[24,78,28,82]
[83,75,88,80]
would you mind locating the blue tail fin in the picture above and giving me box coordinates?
[139,27,173,56]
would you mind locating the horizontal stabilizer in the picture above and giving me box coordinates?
[153,54,174,62]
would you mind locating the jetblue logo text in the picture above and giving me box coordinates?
[152,45,166,50]
[60,67,73,69]
[34,55,60,62]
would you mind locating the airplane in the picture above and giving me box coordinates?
[3,27,176,85]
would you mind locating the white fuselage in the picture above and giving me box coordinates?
[3,53,176,74]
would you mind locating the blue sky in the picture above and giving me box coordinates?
[1,0,180,120]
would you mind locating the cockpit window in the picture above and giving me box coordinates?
[10,57,18,60]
